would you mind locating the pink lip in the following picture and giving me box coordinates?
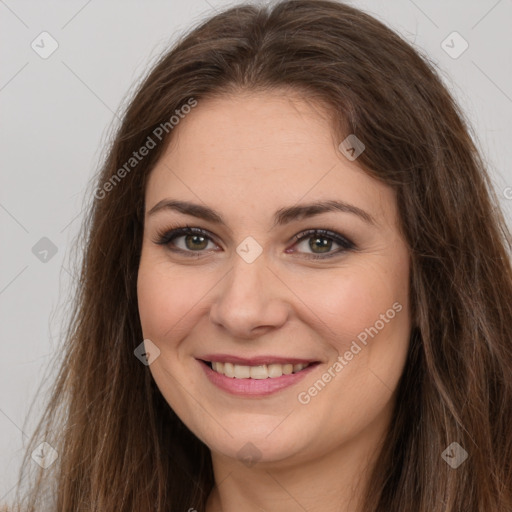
[198,359,319,397]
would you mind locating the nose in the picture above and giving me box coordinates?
[209,256,290,339]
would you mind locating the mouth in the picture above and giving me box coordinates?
[198,356,320,397]
[202,360,313,379]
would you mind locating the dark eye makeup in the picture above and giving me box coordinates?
[152,224,356,260]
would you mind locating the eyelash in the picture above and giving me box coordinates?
[152,225,356,260]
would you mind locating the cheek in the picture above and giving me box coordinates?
[290,260,410,440]
[290,260,408,346]
[137,255,214,342]
[289,256,411,403]
[136,256,213,424]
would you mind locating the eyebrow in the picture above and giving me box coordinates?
[147,199,376,226]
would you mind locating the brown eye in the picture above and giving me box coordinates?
[184,234,209,250]
[154,227,219,254]
[309,236,333,253]
[289,229,355,259]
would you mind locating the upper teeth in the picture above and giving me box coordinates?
[211,362,309,379]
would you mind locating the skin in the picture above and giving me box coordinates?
[137,90,412,512]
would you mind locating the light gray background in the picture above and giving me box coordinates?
[1,0,511,502]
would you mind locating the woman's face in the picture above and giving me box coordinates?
[137,90,411,468]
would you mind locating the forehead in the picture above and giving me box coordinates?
[145,91,395,224]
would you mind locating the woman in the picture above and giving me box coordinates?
[10,0,512,511]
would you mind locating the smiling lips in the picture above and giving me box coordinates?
[199,356,318,396]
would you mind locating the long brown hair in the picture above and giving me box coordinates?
[9,1,512,510]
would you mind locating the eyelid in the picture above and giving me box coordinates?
[287,228,356,258]
[153,225,356,258]
[290,228,354,246]
[152,225,222,253]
